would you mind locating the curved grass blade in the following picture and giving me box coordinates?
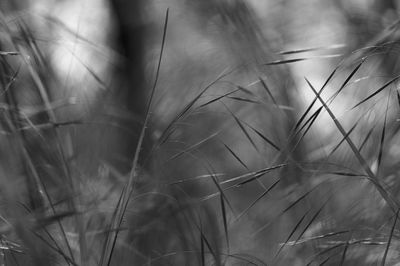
[103,9,169,266]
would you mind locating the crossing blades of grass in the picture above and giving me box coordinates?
[339,231,353,266]
[294,195,332,245]
[327,120,359,157]
[381,208,399,266]
[305,77,400,213]
[224,104,258,153]
[165,131,220,162]
[294,66,338,132]
[196,217,222,266]
[220,164,286,186]
[274,209,310,260]
[328,60,364,104]
[252,185,318,237]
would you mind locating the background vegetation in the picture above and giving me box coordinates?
[0,0,400,265]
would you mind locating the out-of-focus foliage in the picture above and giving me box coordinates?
[0,0,400,265]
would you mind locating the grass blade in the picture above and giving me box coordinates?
[264,54,342,65]
[221,141,249,170]
[246,124,280,151]
[381,208,399,266]
[274,210,309,260]
[166,131,220,162]
[339,232,352,266]
[294,66,338,131]
[224,105,258,152]
[351,75,400,109]
[235,179,280,221]
[305,77,400,212]
[198,89,239,108]
[103,9,169,266]
[377,93,390,175]
[259,78,278,105]
[252,186,318,236]
[328,60,364,103]
[295,197,331,244]
[277,44,345,55]
[358,125,376,152]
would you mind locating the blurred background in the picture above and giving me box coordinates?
[1,0,400,265]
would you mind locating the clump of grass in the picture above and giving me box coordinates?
[1,2,400,266]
